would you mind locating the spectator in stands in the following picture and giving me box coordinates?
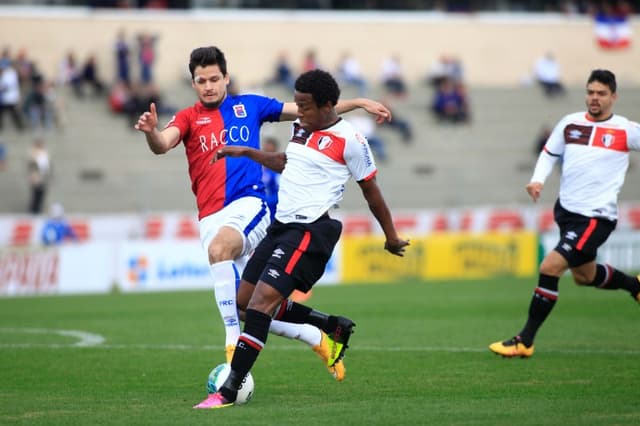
[41,202,77,246]
[14,48,35,90]
[534,124,552,155]
[380,96,413,144]
[533,52,565,97]
[0,58,25,131]
[79,54,106,97]
[336,51,368,96]
[114,29,131,84]
[137,32,158,84]
[301,48,320,72]
[0,139,6,172]
[426,54,464,88]
[431,77,470,124]
[261,136,280,222]
[123,82,175,128]
[58,51,81,88]
[27,136,51,215]
[380,54,407,97]
[267,50,295,91]
[22,72,56,130]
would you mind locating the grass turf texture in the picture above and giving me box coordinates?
[1,277,639,426]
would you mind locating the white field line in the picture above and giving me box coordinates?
[1,328,639,355]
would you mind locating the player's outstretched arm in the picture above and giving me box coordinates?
[357,177,410,256]
[280,99,391,124]
[134,102,180,154]
[213,146,287,172]
[336,98,392,124]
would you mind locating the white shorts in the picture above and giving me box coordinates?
[199,196,271,261]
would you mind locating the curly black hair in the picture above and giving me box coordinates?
[294,69,341,107]
[188,46,228,79]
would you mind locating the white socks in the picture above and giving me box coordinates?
[210,260,240,347]
[211,259,321,348]
[269,320,322,347]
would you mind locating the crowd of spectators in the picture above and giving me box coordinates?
[80,0,620,14]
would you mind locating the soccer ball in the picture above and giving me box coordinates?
[206,363,254,405]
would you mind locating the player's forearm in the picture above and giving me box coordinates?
[530,150,557,184]
[362,183,400,241]
[145,129,171,154]
[335,98,363,114]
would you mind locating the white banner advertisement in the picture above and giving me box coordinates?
[0,243,114,296]
[116,241,212,293]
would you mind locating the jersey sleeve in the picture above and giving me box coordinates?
[530,116,566,183]
[251,95,284,123]
[628,120,640,151]
[164,107,192,141]
[344,130,377,182]
[541,115,568,157]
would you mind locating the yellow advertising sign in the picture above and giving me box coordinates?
[422,232,538,279]
[341,232,537,283]
[341,237,424,283]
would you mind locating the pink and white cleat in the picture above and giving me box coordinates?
[193,392,234,409]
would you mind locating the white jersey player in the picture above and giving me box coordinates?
[490,69,640,359]
[195,69,409,409]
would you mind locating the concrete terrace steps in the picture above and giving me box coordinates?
[1,83,639,214]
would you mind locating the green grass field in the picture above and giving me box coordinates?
[1,277,639,426]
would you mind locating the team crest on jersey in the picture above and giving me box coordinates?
[601,132,614,147]
[196,116,212,125]
[233,104,247,118]
[318,136,333,150]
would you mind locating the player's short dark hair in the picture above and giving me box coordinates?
[294,69,340,107]
[587,69,616,93]
[189,46,228,79]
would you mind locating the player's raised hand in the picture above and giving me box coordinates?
[134,102,158,133]
[526,182,543,202]
[384,238,410,257]
[361,99,392,124]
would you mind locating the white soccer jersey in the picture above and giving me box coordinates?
[275,118,377,224]
[531,112,640,220]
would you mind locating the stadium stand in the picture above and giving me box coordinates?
[1,81,639,215]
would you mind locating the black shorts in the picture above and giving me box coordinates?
[242,215,342,297]
[553,200,616,267]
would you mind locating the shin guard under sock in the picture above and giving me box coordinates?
[519,274,559,347]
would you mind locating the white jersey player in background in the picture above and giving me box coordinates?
[490,69,640,358]
[194,68,409,409]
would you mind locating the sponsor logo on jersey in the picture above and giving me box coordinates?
[196,116,212,125]
[564,124,592,145]
[233,104,247,118]
[566,231,577,240]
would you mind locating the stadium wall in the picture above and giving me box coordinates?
[3,204,640,296]
[1,8,640,87]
